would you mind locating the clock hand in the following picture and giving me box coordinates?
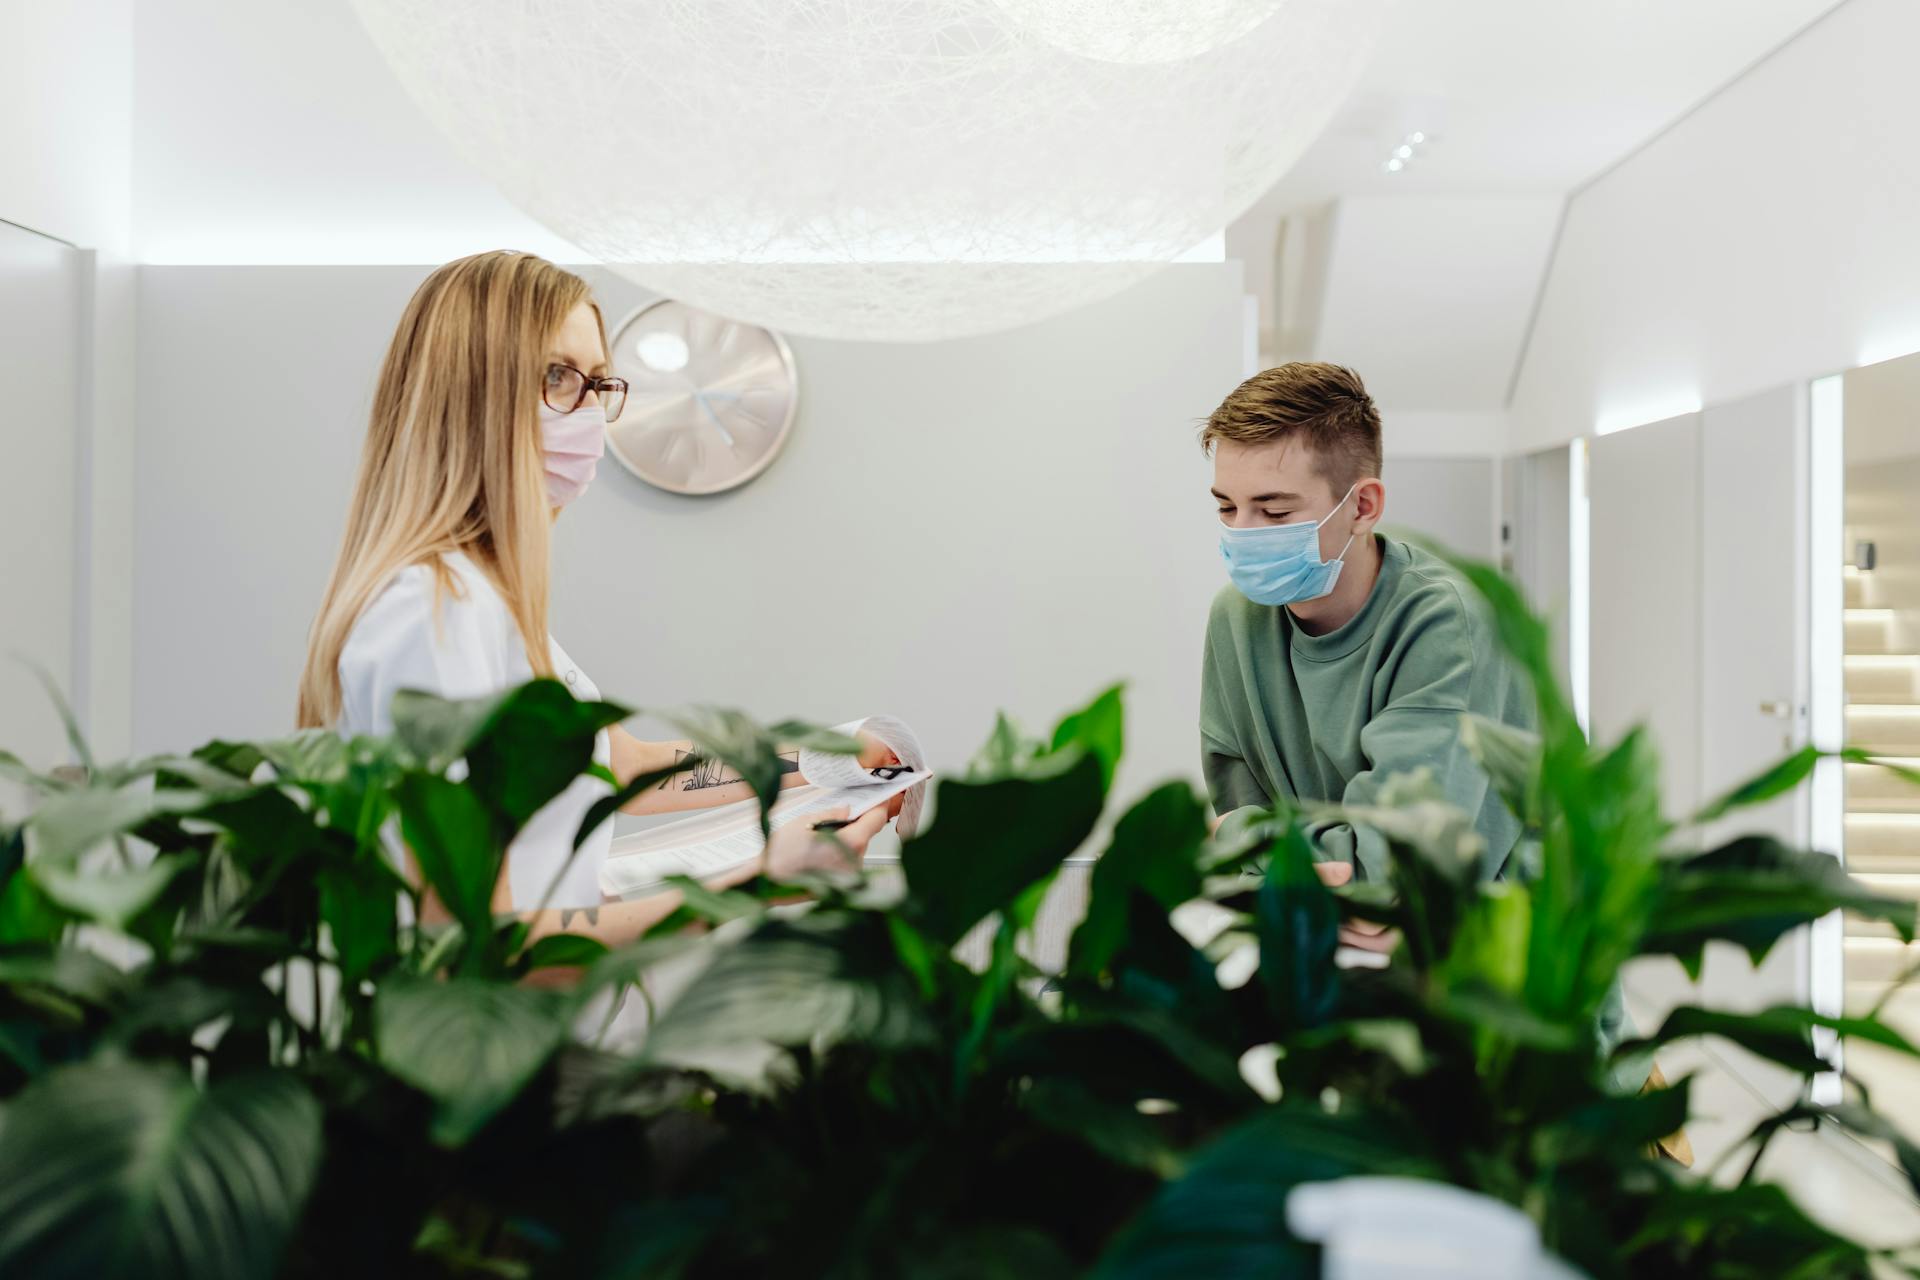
[690,389,737,448]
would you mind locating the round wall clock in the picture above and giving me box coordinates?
[604,299,800,496]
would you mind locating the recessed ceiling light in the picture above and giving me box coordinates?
[1394,145,1413,160]
[1408,131,1426,144]
[1384,158,1405,173]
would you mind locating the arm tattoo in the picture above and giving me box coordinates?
[778,750,800,776]
[558,906,601,928]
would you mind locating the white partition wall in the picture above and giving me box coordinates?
[0,222,82,773]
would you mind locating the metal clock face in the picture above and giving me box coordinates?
[605,299,799,496]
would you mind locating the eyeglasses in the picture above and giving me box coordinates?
[544,364,629,423]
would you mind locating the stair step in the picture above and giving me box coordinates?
[1845,936,1920,983]
[1846,757,1920,810]
[1847,655,1920,701]
[1852,873,1920,905]
[1847,705,1920,756]
[1847,813,1920,866]
[1847,609,1901,654]
[1845,568,1869,609]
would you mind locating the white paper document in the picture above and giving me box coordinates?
[600,764,932,900]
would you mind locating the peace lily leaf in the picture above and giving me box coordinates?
[967,710,1045,780]
[1536,1078,1691,1165]
[764,720,863,756]
[1691,745,1820,828]
[642,916,933,1087]
[0,945,131,1007]
[1255,822,1340,1030]
[1616,1004,1920,1077]
[252,730,354,784]
[1050,683,1126,791]
[1023,1078,1185,1178]
[1647,836,1916,971]
[1459,713,1544,828]
[1096,1107,1440,1279]
[1069,782,1209,978]
[521,932,610,972]
[24,784,204,864]
[30,856,191,928]
[902,749,1106,946]
[463,681,627,836]
[0,1059,321,1280]
[394,773,500,943]
[374,974,570,1146]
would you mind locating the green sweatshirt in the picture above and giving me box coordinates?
[1201,535,1535,883]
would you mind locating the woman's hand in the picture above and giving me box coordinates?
[762,805,889,880]
[856,732,901,771]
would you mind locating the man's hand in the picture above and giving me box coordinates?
[1313,861,1399,953]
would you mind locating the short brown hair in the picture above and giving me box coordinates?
[1199,362,1382,491]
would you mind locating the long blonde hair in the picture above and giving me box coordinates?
[297,251,605,728]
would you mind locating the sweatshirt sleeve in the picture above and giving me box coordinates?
[1314,588,1498,881]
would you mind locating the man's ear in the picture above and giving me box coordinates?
[1353,476,1386,532]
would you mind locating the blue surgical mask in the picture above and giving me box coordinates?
[1218,484,1358,607]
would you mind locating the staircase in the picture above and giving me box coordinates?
[1842,568,1920,1127]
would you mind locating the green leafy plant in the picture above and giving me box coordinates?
[2,555,1919,1279]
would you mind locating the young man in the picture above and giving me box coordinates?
[1200,362,1536,909]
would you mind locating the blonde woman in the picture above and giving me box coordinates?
[297,251,895,947]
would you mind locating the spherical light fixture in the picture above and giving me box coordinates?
[352,0,1382,341]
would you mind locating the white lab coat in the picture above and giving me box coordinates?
[337,550,614,909]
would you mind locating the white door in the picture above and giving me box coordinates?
[0,222,81,779]
[1592,396,1813,1134]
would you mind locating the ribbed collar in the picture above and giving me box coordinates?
[1288,535,1406,663]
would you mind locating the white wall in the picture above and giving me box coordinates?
[130,0,579,264]
[1,0,139,762]
[132,263,1247,807]
[0,0,134,252]
[1510,0,1920,453]
[0,226,81,770]
[1316,196,1562,413]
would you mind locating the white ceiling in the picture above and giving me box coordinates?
[1256,0,1848,214]
[1231,0,1847,422]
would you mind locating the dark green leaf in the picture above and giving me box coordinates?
[1069,782,1208,978]
[1620,1004,1920,1078]
[463,681,626,836]
[1647,837,1917,970]
[1050,683,1126,792]
[902,750,1106,946]
[1255,823,1340,1030]
[522,931,611,971]
[1096,1107,1438,1279]
[642,916,934,1086]
[1692,745,1820,827]
[394,774,500,941]
[0,1059,321,1280]
[318,859,402,983]
[1535,1078,1690,1164]
[373,974,569,1145]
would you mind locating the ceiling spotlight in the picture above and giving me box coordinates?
[1395,144,1413,159]
[1384,157,1404,172]
[1408,131,1426,144]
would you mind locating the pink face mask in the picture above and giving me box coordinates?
[539,401,606,508]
